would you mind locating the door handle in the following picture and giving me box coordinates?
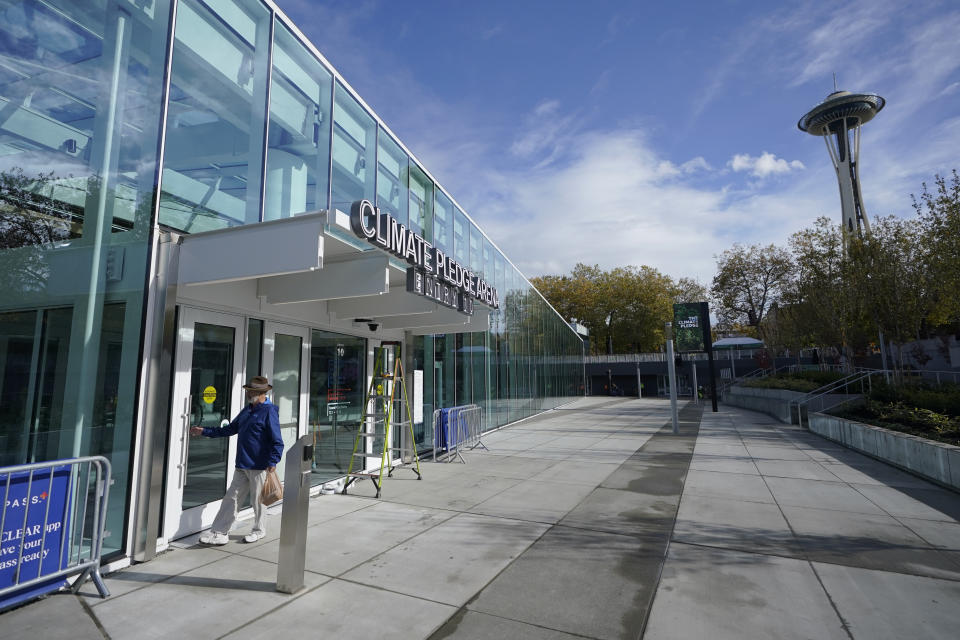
[178,395,191,488]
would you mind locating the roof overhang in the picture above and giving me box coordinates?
[176,210,490,334]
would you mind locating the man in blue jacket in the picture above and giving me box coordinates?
[190,375,284,544]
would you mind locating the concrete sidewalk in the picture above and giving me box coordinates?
[2,398,959,639]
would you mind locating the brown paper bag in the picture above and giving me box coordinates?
[260,468,282,505]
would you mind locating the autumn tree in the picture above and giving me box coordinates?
[710,243,794,332]
[531,263,685,354]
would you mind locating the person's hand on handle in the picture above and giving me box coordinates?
[189,426,204,437]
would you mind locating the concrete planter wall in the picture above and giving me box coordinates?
[809,413,960,491]
[722,386,806,424]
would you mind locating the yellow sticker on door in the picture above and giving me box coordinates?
[202,385,217,404]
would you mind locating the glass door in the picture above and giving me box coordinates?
[262,322,310,474]
[308,330,366,485]
[164,308,245,541]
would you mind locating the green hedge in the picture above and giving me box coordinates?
[867,380,960,417]
[742,370,845,393]
[830,380,960,446]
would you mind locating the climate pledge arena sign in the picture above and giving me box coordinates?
[350,200,499,315]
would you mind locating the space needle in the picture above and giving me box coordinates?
[798,88,885,237]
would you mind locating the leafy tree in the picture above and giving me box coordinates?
[710,243,794,331]
[913,170,960,327]
[671,277,709,304]
[531,263,683,354]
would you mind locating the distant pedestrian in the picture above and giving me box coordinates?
[190,376,284,544]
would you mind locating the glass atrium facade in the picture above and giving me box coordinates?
[0,0,584,562]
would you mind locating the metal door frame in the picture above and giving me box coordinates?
[162,307,245,541]
[261,321,311,472]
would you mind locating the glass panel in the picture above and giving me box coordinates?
[272,332,302,471]
[183,323,235,509]
[453,207,468,264]
[469,223,482,272]
[331,82,376,214]
[455,333,468,405]
[0,0,169,559]
[412,334,433,451]
[264,23,332,220]
[408,163,432,239]
[0,311,37,465]
[433,190,453,253]
[246,318,263,377]
[159,0,271,232]
[308,330,365,484]
[483,237,494,282]
[376,130,408,225]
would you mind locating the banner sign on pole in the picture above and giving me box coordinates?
[1,465,73,609]
[673,302,712,353]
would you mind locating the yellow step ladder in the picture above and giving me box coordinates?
[342,346,422,498]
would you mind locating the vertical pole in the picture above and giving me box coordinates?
[878,330,890,383]
[691,361,698,404]
[707,345,719,412]
[666,338,679,434]
[636,364,642,398]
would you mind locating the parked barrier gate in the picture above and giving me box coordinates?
[0,456,111,609]
[432,405,486,463]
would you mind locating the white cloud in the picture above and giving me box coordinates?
[729,152,805,178]
[480,25,503,40]
[466,129,830,283]
[507,100,579,168]
[680,157,712,173]
[937,82,960,98]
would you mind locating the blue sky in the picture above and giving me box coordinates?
[276,0,960,284]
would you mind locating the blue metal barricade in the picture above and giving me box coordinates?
[432,405,485,463]
[0,456,111,610]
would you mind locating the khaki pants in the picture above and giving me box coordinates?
[211,468,267,536]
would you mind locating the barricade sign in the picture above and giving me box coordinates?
[0,457,111,611]
[0,465,72,609]
[432,405,485,462]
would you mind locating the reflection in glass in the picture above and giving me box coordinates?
[263,23,332,220]
[272,333,302,472]
[159,0,271,232]
[408,163,432,238]
[308,330,365,484]
[0,0,170,559]
[331,82,376,214]
[453,207,468,264]
[433,190,453,253]
[246,318,263,378]
[376,131,407,225]
[183,323,234,509]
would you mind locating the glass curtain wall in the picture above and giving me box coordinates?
[263,23,332,221]
[0,0,582,560]
[331,81,375,216]
[158,0,271,232]
[0,0,173,556]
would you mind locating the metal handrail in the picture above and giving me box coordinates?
[0,456,111,607]
[792,370,886,427]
